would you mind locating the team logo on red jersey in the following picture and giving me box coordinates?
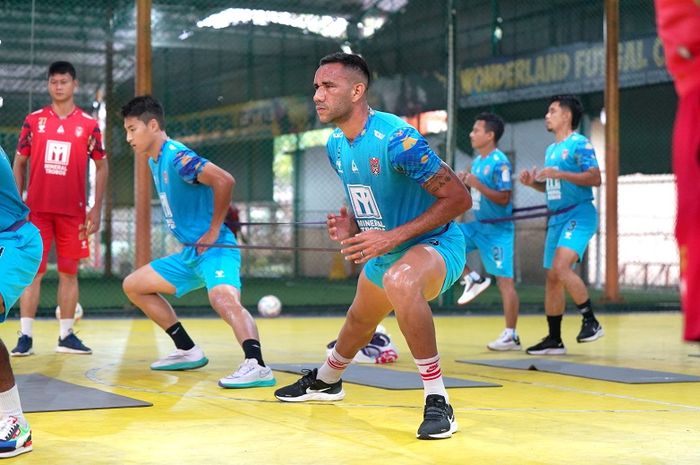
[38,117,47,133]
[370,157,380,175]
[75,126,84,138]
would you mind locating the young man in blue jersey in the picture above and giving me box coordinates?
[520,95,603,355]
[0,146,42,457]
[120,96,275,389]
[274,53,471,440]
[457,113,521,351]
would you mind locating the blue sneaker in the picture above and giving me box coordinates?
[10,334,33,357]
[0,416,32,458]
[150,346,209,371]
[55,330,92,354]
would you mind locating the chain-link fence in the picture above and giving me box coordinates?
[0,0,679,313]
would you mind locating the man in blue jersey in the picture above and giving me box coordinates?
[120,96,275,389]
[274,53,471,440]
[457,113,521,351]
[520,95,603,355]
[0,146,41,457]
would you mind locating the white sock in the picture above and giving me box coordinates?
[505,328,516,337]
[414,354,449,402]
[0,386,27,427]
[20,318,34,338]
[468,271,482,282]
[317,347,352,384]
[59,319,75,339]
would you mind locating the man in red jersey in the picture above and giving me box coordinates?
[655,0,700,342]
[11,61,108,355]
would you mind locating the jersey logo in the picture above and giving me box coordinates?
[57,125,65,134]
[562,149,569,160]
[373,130,385,140]
[347,185,382,219]
[44,140,71,176]
[75,126,84,138]
[370,157,380,175]
[38,117,47,133]
[351,160,359,173]
[215,270,225,278]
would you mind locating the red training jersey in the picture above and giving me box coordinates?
[655,0,700,97]
[16,106,105,217]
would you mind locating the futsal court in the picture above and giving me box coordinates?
[3,311,698,465]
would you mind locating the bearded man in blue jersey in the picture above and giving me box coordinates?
[520,94,603,355]
[121,96,275,389]
[274,53,471,440]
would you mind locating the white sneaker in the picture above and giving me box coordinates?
[457,276,491,305]
[150,346,209,371]
[219,359,276,388]
[487,330,522,351]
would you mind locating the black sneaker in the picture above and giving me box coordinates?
[55,330,92,354]
[274,368,345,402]
[416,394,458,440]
[577,318,604,343]
[10,334,33,357]
[526,335,567,355]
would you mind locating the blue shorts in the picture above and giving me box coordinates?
[151,245,242,298]
[459,222,514,278]
[0,223,43,322]
[544,202,598,269]
[364,222,466,295]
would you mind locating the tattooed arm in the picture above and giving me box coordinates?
[388,162,471,245]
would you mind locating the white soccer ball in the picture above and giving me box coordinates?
[55,303,84,322]
[257,295,282,318]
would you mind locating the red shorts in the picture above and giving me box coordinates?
[29,211,88,275]
[673,87,700,342]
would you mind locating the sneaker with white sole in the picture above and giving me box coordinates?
[0,416,32,458]
[150,345,209,371]
[55,330,92,354]
[218,359,276,388]
[487,330,522,351]
[10,334,33,357]
[576,318,604,343]
[457,276,491,305]
[416,394,458,440]
[275,368,345,402]
[526,335,567,355]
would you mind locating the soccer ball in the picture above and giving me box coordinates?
[55,303,84,322]
[257,295,282,318]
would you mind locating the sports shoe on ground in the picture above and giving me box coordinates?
[219,359,276,388]
[274,368,345,402]
[326,332,399,364]
[576,318,605,343]
[416,394,458,440]
[10,334,33,357]
[55,330,92,354]
[487,330,522,351]
[150,345,208,371]
[457,276,492,305]
[0,416,32,458]
[526,335,567,355]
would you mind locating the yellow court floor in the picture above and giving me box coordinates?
[1,312,699,465]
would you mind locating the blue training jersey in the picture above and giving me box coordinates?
[149,139,235,246]
[544,132,598,212]
[0,146,29,231]
[326,109,445,253]
[470,149,513,231]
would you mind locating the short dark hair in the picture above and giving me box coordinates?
[121,95,166,129]
[48,61,76,79]
[475,112,505,143]
[549,94,583,130]
[319,52,371,88]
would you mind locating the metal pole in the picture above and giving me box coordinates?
[135,0,152,268]
[103,4,115,277]
[604,0,620,301]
